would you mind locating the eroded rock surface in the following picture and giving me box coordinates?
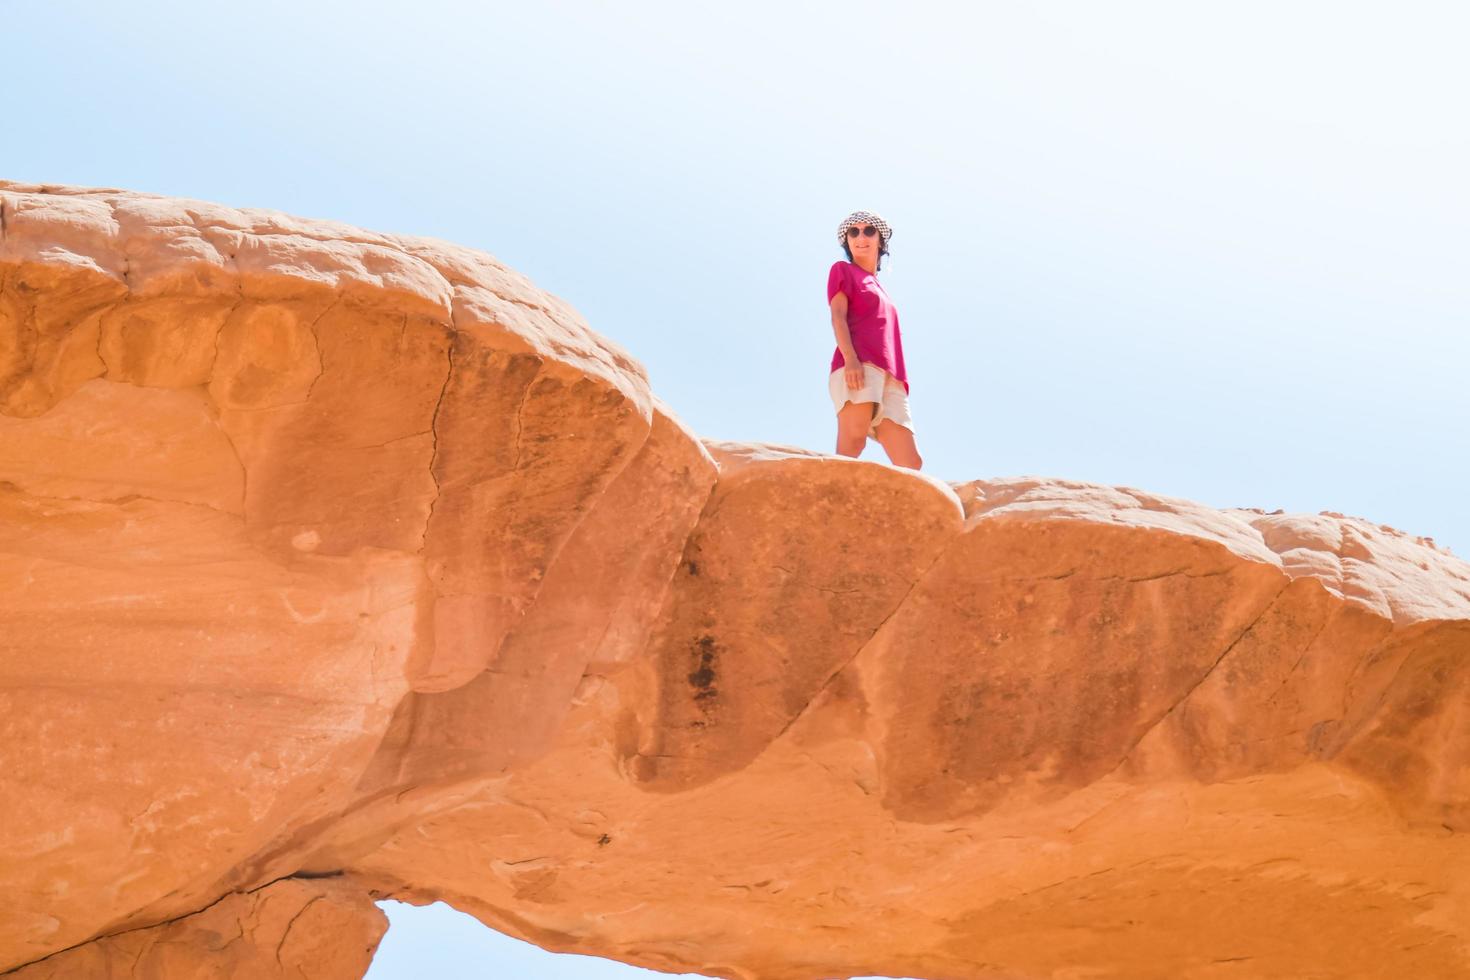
[6,877,385,980]
[3,182,1468,980]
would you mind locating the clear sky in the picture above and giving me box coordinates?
[7,1,1467,976]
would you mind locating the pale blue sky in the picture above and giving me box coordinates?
[7,1,1467,976]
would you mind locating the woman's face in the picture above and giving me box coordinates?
[846,224,882,265]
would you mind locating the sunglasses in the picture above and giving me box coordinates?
[846,225,879,239]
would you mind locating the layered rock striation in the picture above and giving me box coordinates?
[2,181,1468,979]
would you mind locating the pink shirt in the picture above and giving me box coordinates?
[827,260,908,393]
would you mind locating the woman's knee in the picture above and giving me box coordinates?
[835,431,867,457]
[835,404,875,456]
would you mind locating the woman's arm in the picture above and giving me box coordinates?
[830,293,864,390]
[830,292,856,358]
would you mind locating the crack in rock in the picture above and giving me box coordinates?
[1098,577,1294,781]
[421,341,454,554]
[0,872,345,976]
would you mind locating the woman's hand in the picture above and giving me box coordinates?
[843,352,865,391]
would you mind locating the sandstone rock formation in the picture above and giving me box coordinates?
[2,181,1468,980]
[6,878,385,980]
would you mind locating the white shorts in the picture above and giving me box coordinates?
[829,363,913,439]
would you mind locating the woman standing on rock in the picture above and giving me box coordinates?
[827,210,922,470]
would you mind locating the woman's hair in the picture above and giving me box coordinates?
[842,235,889,271]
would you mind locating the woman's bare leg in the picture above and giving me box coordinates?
[835,399,876,458]
[873,418,922,470]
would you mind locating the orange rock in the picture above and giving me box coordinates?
[3,181,1468,979]
[4,877,385,980]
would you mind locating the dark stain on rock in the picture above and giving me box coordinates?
[1307,718,1339,757]
[597,833,612,846]
[687,559,699,576]
[688,634,718,693]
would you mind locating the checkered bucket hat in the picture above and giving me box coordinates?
[837,210,893,246]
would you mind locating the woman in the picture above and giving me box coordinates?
[827,210,922,470]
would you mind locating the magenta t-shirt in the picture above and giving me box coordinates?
[827,260,908,393]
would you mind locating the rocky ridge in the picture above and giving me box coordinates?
[2,181,1468,979]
